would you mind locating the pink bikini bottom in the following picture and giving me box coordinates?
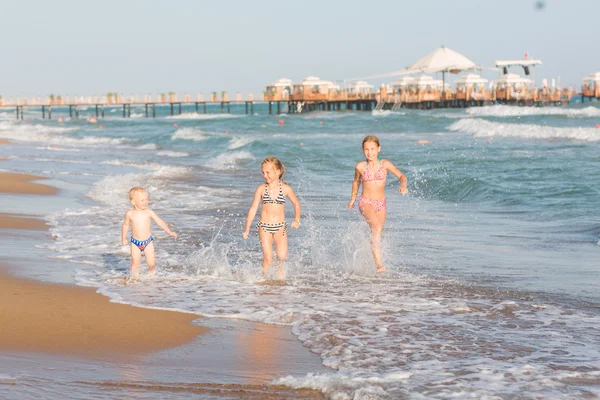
[358,196,386,212]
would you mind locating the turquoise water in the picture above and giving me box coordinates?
[1,102,600,398]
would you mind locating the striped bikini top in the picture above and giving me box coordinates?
[262,181,285,205]
[362,160,387,182]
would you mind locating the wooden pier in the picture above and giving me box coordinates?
[0,100,257,120]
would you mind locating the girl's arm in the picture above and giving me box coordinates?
[151,210,178,238]
[243,186,262,239]
[347,164,362,208]
[121,211,131,245]
[383,159,408,195]
[285,185,301,228]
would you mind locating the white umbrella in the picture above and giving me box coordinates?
[406,46,477,99]
[406,46,477,74]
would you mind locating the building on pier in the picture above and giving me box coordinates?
[454,74,492,105]
[582,72,600,100]
[264,78,292,101]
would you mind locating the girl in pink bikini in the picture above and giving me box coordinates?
[347,136,408,273]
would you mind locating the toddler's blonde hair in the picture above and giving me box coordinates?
[129,186,147,200]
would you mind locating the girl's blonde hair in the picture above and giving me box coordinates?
[261,156,285,181]
[129,186,147,200]
[362,135,380,148]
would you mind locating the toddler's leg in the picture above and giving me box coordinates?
[144,242,157,276]
[273,228,288,280]
[258,228,274,276]
[128,244,142,283]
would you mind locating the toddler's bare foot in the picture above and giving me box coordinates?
[376,265,386,274]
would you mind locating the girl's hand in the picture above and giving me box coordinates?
[291,219,300,229]
[169,231,178,239]
[121,239,128,246]
[347,199,355,209]
[399,186,408,196]
[242,230,249,239]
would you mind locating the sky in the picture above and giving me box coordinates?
[0,0,598,98]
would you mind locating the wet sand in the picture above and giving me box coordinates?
[0,168,326,398]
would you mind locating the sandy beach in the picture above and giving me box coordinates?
[0,170,206,358]
[0,164,326,398]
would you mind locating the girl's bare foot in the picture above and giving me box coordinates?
[376,265,386,274]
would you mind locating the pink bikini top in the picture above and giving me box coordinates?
[362,160,387,182]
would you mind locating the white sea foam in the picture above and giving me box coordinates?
[157,150,190,157]
[449,118,600,141]
[0,121,127,145]
[137,143,159,150]
[166,113,246,120]
[205,150,254,169]
[171,127,210,141]
[227,136,253,149]
[465,105,600,118]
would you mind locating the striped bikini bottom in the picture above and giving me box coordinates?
[256,221,287,236]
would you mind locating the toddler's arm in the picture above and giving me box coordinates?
[243,186,262,239]
[121,211,131,246]
[151,210,177,239]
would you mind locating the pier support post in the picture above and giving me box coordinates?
[48,106,52,120]
[170,103,174,116]
[245,102,248,114]
[128,104,131,118]
[42,105,46,119]
[203,103,207,114]
[227,102,231,113]
[123,104,126,118]
[75,106,79,119]
[251,102,254,114]
[152,104,156,118]
[95,105,99,118]
[195,102,198,113]
[69,105,73,118]
[277,101,281,114]
[102,106,105,118]
[221,102,224,113]
[178,103,182,115]
[145,104,148,118]
[269,101,272,115]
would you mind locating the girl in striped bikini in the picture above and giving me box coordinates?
[347,136,408,273]
[243,157,301,280]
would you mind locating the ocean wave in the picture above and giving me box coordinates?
[205,150,254,170]
[227,137,254,149]
[466,105,600,118]
[171,127,210,141]
[166,113,247,120]
[157,150,190,157]
[449,118,600,141]
[0,121,127,145]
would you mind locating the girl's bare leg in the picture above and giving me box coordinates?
[258,228,274,277]
[272,227,288,280]
[359,205,387,272]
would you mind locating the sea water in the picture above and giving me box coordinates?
[1,102,599,399]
